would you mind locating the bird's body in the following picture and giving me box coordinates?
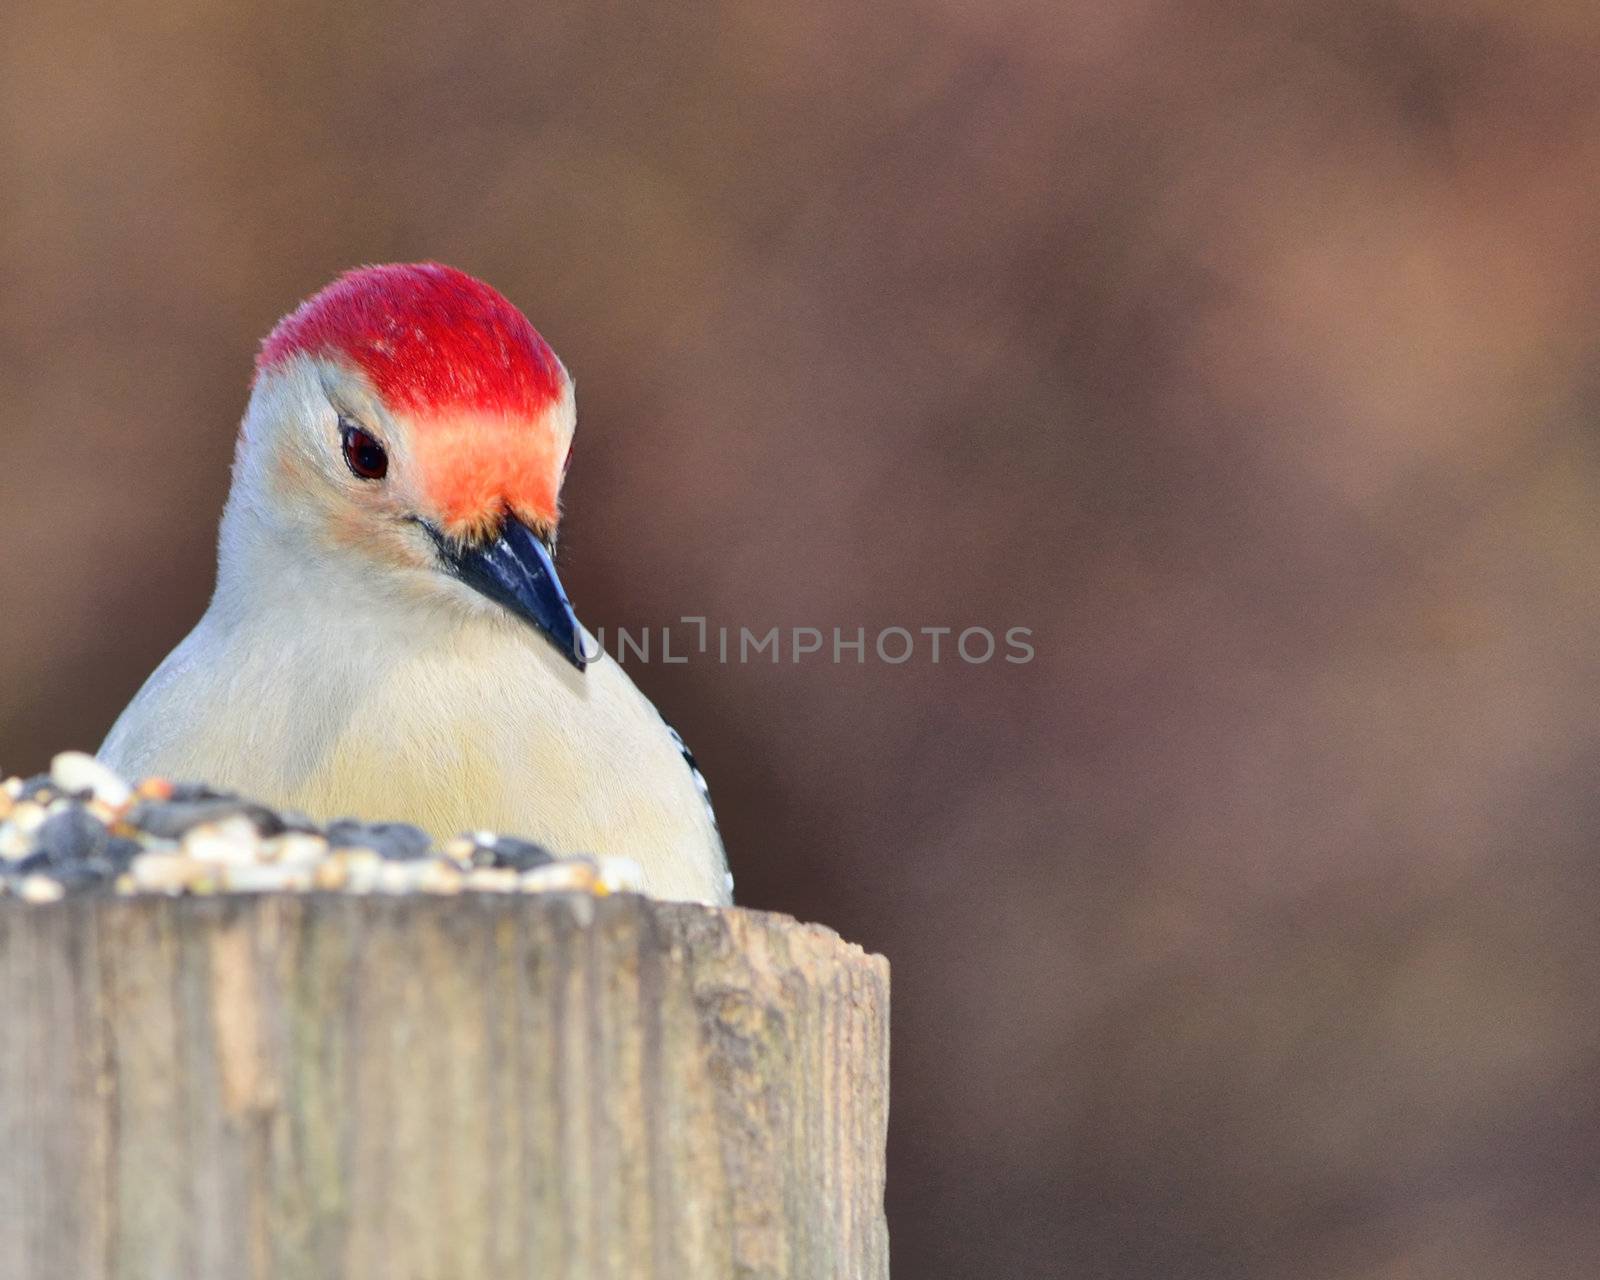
[99,264,730,904]
[100,576,727,902]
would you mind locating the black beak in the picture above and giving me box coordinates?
[432,515,589,671]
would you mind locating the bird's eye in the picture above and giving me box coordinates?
[340,421,388,480]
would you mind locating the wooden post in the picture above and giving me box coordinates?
[0,894,889,1279]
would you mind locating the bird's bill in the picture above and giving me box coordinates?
[440,515,589,671]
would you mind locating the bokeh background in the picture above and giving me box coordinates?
[5,2,1600,1275]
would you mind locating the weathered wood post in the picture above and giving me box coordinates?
[0,894,889,1279]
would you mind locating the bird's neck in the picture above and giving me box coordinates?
[210,487,429,638]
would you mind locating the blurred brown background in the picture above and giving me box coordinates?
[5,2,1600,1276]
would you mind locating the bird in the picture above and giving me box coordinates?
[99,262,731,904]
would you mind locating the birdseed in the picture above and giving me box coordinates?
[0,753,635,902]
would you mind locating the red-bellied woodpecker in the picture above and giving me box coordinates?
[100,263,731,903]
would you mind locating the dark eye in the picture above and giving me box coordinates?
[340,420,388,480]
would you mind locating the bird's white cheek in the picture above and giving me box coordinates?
[261,436,329,510]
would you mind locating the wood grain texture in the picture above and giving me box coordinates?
[0,894,889,1280]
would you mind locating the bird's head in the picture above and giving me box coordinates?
[233,262,590,669]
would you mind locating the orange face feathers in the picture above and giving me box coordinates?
[411,415,565,540]
[258,263,573,532]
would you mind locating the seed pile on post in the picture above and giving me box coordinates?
[0,752,642,903]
